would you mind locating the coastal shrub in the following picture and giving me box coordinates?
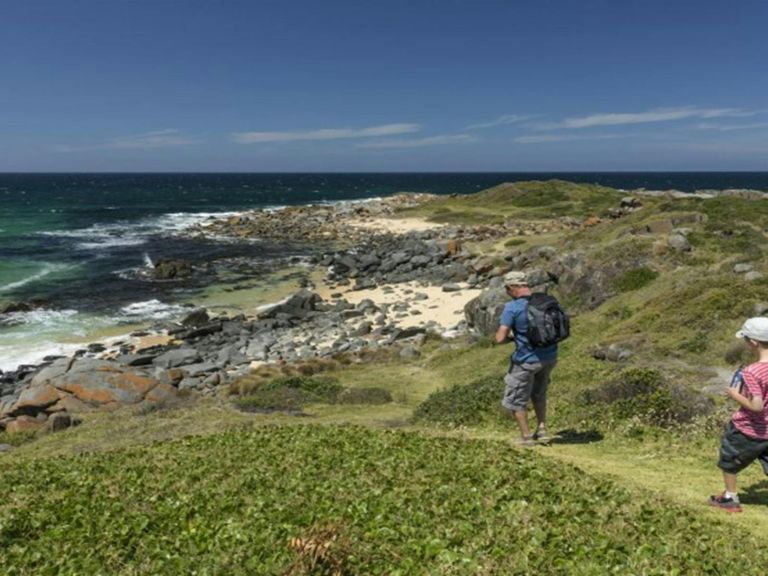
[233,376,393,411]
[412,375,503,427]
[232,375,343,412]
[0,430,36,447]
[229,359,346,396]
[677,331,709,354]
[235,389,305,413]
[580,368,712,428]
[260,375,344,403]
[3,425,768,574]
[295,359,333,376]
[613,267,658,292]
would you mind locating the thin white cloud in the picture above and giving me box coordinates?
[108,129,199,149]
[542,107,756,130]
[515,133,632,144]
[233,123,420,144]
[356,134,474,149]
[466,114,533,130]
[695,122,768,132]
[52,129,198,152]
[679,140,768,154]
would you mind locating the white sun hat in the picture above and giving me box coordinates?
[735,317,768,342]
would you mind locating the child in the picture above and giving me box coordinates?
[709,317,768,512]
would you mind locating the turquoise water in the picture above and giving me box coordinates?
[1,172,767,371]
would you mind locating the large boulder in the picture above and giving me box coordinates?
[0,299,51,315]
[54,369,159,406]
[180,308,210,327]
[667,233,691,252]
[6,415,46,435]
[152,259,193,280]
[259,289,322,320]
[16,358,179,411]
[550,251,654,310]
[14,384,60,412]
[152,348,202,369]
[464,282,508,336]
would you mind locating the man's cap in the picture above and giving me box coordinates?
[503,270,528,285]
[735,317,768,342]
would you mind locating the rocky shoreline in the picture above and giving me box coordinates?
[0,194,493,436]
[2,185,765,439]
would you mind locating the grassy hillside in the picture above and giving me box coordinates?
[4,425,768,575]
[3,180,768,574]
[401,180,635,223]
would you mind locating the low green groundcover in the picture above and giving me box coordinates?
[1,425,762,574]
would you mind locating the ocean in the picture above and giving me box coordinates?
[2,172,767,372]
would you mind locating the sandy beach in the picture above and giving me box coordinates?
[318,280,478,332]
[313,213,475,333]
[346,216,446,235]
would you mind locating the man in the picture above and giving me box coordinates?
[495,270,559,446]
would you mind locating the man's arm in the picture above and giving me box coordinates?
[496,303,516,344]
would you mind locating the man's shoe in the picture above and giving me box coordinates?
[708,492,742,512]
[513,436,537,447]
[532,429,551,444]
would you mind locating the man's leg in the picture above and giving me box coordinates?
[531,362,555,437]
[532,397,547,430]
[502,364,535,441]
[512,409,532,438]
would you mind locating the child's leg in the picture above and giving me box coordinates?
[723,471,738,493]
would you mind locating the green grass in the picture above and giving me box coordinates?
[613,266,659,292]
[4,424,768,575]
[400,180,626,224]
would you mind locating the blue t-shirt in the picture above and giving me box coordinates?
[499,297,558,364]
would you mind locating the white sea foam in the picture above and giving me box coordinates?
[77,237,148,250]
[151,211,244,232]
[0,308,82,371]
[37,210,247,250]
[314,196,384,207]
[0,342,82,372]
[119,299,187,320]
[1,308,79,326]
[39,224,148,250]
[0,263,71,293]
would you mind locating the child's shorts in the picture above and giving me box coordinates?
[718,421,768,474]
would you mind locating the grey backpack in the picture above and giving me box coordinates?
[524,293,570,348]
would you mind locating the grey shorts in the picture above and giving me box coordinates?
[717,421,768,474]
[501,361,557,412]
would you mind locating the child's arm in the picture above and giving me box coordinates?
[727,387,765,412]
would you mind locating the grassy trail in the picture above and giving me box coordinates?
[470,428,768,534]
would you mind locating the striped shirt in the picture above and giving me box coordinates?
[732,362,768,439]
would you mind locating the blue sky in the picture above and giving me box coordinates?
[1,0,766,171]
